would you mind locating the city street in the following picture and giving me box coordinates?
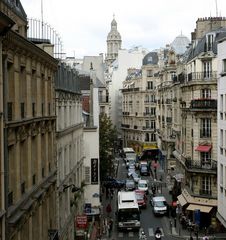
[102,156,181,240]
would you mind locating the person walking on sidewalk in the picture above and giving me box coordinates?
[106,203,112,217]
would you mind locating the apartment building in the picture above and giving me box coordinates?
[0,8,15,240]
[55,62,85,240]
[0,1,59,239]
[217,37,226,229]
[166,19,226,230]
[121,51,160,153]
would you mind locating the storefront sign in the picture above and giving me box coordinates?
[91,158,98,184]
[76,215,88,229]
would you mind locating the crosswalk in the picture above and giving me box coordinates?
[117,227,164,238]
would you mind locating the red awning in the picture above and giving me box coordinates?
[195,145,212,152]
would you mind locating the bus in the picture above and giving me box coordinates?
[116,191,141,230]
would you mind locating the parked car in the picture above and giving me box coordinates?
[137,179,149,194]
[125,179,136,191]
[140,165,149,176]
[131,172,141,183]
[103,176,125,189]
[127,165,136,177]
[151,196,168,216]
[135,189,147,208]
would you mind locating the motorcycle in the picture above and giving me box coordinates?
[139,228,147,240]
[155,233,161,239]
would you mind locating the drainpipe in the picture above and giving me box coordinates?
[3,52,9,240]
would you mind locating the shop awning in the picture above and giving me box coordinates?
[186,204,213,213]
[195,145,212,152]
[177,194,187,207]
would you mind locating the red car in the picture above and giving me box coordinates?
[135,190,147,208]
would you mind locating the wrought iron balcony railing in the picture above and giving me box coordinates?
[190,99,217,109]
[185,159,217,173]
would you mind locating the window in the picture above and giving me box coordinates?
[200,118,211,138]
[171,72,176,81]
[145,120,149,128]
[21,102,25,119]
[8,102,13,121]
[223,59,226,74]
[201,176,211,195]
[147,81,153,90]
[150,108,156,116]
[150,120,156,130]
[205,34,214,51]
[21,181,25,194]
[201,152,211,168]
[32,102,36,117]
[147,70,153,77]
[151,133,156,142]
[201,89,211,99]
[203,61,212,79]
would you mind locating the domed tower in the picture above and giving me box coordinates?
[106,16,122,65]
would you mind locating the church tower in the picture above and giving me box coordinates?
[106,16,122,65]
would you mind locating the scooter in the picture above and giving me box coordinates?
[155,233,161,239]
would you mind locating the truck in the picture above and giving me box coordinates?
[116,191,141,230]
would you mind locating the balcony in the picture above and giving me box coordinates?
[121,124,130,129]
[190,99,217,110]
[185,159,217,174]
[199,189,212,196]
[186,71,217,83]
[121,87,139,93]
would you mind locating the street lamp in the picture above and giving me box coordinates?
[63,184,80,193]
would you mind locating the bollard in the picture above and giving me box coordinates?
[170,220,172,234]
[174,217,177,228]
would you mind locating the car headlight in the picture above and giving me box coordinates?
[119,222,123,227]
[135,221,140,226]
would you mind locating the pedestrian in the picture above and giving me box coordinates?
[190,236,194,240]
[110,188,114,199]
[106,203,112,217]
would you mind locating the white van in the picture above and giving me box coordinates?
[152,196,168,216]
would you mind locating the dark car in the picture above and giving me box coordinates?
[140,165,149,176]
[103,176,125,189]
[125,179,136,191]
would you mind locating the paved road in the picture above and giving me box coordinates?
[104,157,180,240]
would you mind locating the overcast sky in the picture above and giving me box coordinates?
[20,0,226,58]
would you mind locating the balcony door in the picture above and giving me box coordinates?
[203,61,212,79]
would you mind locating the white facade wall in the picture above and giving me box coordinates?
[217,38,226,228]
[83,86,101,211]
[109,48,147,129]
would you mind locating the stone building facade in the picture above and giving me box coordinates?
[121,51,160,153]
[1,0,59,239]
[55,62,85,240]
[156,18,226,230]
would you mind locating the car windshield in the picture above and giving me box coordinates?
[154,201,165,207]
[139,183,147,188]
[135,194,144,200]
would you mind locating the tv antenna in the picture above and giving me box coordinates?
[215,0,218,17]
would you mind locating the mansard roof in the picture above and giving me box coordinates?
[142,52,159,65]
[186,28,226,62]
[3,0,27,20]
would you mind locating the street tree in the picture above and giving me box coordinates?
[99,113,117,180]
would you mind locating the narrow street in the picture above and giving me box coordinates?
[101,156,182,240]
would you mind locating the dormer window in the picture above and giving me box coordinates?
[205,33,215,51]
